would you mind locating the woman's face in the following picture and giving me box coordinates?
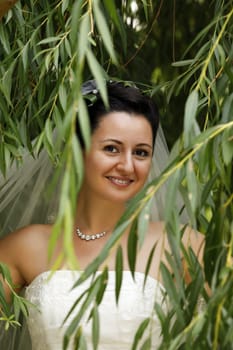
[82,111,153,203]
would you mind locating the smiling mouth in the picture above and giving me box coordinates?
[106,176,133,186]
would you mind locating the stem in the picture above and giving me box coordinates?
[88,0,94,34]
[213,299,224,350]
[196,8,233,91]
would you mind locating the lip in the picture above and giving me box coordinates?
[106,176,134,187]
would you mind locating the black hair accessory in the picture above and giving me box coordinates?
[81,79,139,106]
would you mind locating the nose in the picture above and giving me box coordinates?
[116,152,134,174]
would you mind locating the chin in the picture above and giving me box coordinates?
[104,191,139,204]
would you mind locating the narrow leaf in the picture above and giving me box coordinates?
[131,318,150,350]
[184,90,199,147]
[137,198,152,248]
[91,304,99,350]
[127,219,138,279]
[85,49,108,106]
[115,245,123,304]
[93,0,117,64]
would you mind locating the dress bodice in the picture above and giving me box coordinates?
[24,270,167,350]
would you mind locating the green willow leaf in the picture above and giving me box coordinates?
[66,326,87,350]
[5,143,20,159]
[44,118,54,148]
[3,130,20,144]
[57,168,70,215]
[207,57,216,81]
[200,171,218,207]
[153,302,168,334]
[140,337,151,350]
[183,90,199,147]
[0,263,13,284]
[91,304,99,350]
[172,59,195,67]
[164,248,185,303]
[222,127,233,165]
[222,93,233,123]
[53,46,59,70]
[44,51,52,71]
[141,0,149,21]
[77,95,91,150]
[186,159,199,213]
[143,243,156,289]
[115,245,123,304]
[64,277,102,345]
[0,25,10,53]
[103,0,126,39]
[93,0,117,64]
[214,43,226,66]
[164,170,181,222]
[61,0,69,15]
[127,219,138,279]
[78,13,91,63]
[0,281,9,311]
[160,262,185,326]
[168,333,184,350]
[85,48,108,106]
[95,267,108,305]
[71,134,83,189]
[0,81,12,107]
[70,0,84,48]
[64,38,72,59]
[137,197,152,248]
[103,0,119,27]
[14,297,28,318]
[131,317,150,350]
[38,36,61,45]
[58,84,67,112]
[21,42,29,71]
[63,197,77,268]
[67,326,81,350]
[102,0,126,53]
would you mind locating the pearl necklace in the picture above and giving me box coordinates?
[76,227,107,241]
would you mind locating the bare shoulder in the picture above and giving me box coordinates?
[144,221,204,283]
[181,225,204,260]
[148,220,165,235]
[147,221,204,258]
[147,221,167,245]
[0,224,52,251]
[0,224,52,266]
[0,224,53,293]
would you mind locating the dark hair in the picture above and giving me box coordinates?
[76,81,159,148]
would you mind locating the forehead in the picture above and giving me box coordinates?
[92,111,153,144]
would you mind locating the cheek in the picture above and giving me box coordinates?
[137,161,152,179]
[84,152,112,174]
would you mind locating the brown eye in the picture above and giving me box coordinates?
[103,145,118,153]
[134,149,150,158]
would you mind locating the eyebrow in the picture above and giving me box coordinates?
[100,139,152,149]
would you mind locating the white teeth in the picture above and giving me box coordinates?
[108,177,131,185]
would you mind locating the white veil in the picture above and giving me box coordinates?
[0,126,169,236]
[0,149,59,236]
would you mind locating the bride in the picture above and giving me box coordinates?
[0,81,203,349]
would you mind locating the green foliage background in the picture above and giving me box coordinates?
[0,0,233,349]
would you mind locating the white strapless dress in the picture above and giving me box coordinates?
[24,270,166,349]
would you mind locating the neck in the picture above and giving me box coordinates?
[75,190,126,234]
